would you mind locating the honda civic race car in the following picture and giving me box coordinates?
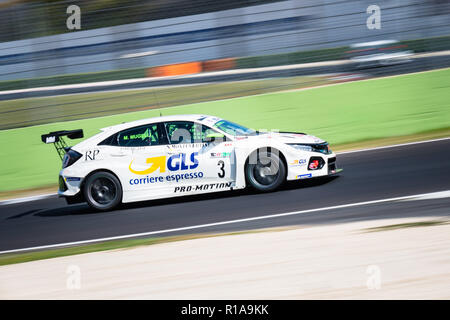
[42,115,341,211]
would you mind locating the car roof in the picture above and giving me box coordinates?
[75,114,224,149]
[100,114,221,133]
[350,40,398,48]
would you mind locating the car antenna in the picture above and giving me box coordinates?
[152,88,161,112]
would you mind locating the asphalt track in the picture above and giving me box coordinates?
[1,139,450,253]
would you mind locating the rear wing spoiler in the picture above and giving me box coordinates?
[41,129,84,160]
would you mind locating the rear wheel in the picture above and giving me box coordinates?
[84,171,122,211]
[245,149,286,192]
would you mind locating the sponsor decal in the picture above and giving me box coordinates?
[166,143,208,149]
[289,159,307,167]
[65,177,81,182]
[129,172,204,186]
[45,136,56,144]
[297,173,312,179]
[168,153,199,171]
[174,182,232,193]
[129,152,203,185]
[129,155,166,175]
[129,152,198,175]
[210,152,232,158]
[85,149,100,161]
[123,128,150,141]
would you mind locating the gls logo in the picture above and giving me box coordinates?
[129,152,199,175]
[168,153,199,171]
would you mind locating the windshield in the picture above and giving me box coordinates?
[213,120,256,136]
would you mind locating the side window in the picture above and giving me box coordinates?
[165,121,195,144]
[98,133,118,146]
[202,126,224,143]
[117,124,160,147]
[164,121,224,144]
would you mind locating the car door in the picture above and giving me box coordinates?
[163,120,235,195]
[115,122,173,200]
[197,123,235,184]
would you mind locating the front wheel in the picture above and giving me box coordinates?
[84,171,122,211]
[245,149,286,192]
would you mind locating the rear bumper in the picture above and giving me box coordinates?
[58,174,84,204]
[61,191,85,204]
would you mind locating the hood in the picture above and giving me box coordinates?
[247,132,326,144]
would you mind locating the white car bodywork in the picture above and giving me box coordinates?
[58,115,338,204]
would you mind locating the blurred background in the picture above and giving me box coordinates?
[0,0,449,128]
[1,1,450,299]
[0,0,449,193]
[1,0,449,77]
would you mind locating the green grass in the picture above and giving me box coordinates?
[0,76,327,129]
[364,220,450,233]
[0,68,449,192]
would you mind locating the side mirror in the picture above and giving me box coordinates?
[205,132,225,143]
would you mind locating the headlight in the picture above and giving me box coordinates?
[288,143,331,154]
[62,149,82,168]
[288,144,313,152]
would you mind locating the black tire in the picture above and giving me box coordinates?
[245,149,286,192]
[83,171,122,211]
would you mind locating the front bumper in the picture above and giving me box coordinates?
[287,153,341,180]
[327,156,340,174]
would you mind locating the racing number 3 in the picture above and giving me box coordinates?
[218,160,225,178]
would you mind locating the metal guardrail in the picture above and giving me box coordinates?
[0,0,448,81]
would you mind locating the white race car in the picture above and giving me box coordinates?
[42,115,341,210]
[347,40,413,69]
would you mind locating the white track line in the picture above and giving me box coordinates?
[337,136,450,155]
[402,190,450,201]
[0,193,55,206]
[0,189,449,255]
[1,136,449,205]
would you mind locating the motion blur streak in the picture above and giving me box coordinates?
[0,0,448,80]
[0,0,448,131]
[1,139,449,252]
